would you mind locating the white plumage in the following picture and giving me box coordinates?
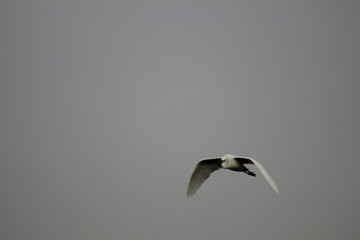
[187,154,279,197]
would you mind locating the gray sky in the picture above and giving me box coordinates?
[1,1,360,239]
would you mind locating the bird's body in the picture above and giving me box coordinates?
[187,154,279,197]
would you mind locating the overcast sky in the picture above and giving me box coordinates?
[1,1,360,239]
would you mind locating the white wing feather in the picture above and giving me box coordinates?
[249,158,280,195]
[187,158,222,197]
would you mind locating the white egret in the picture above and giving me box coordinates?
[187,154,279,197]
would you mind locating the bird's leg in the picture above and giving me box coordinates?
[244,170,256,177]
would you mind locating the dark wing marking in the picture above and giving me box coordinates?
[186,158,222,197]
[234,157,254,165]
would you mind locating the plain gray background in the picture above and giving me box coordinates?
[1,1,359,239]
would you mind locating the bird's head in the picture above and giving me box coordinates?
[221,154,233,161]
[221,154,233,168]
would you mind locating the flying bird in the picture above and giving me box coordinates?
[187,154,279,197]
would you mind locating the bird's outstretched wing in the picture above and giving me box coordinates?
[187,158,222,197]
[246,158,280,195]
[234,157,254,165]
